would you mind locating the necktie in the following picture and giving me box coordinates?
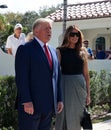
[44,44,52,69]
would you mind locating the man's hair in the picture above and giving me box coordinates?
[83,40,89,44]
[32,18,53,30]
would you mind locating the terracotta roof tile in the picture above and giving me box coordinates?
[46,0,111,22]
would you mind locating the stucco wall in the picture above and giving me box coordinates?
[0,48,15,76]
[82,28,111,50]
[49,17,111,48]
[88,59,111,72]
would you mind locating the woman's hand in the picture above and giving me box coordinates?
[86,95,91,105]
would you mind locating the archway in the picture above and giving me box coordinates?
[96,37,105,51]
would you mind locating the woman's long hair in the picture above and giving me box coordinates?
[58,25,84,56]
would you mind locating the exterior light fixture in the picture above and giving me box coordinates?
[0,4,8,8]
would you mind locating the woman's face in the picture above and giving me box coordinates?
[68,29,80,45]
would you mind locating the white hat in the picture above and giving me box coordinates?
[14,23,23,30]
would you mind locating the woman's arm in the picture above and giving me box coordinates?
[83,54,91,105]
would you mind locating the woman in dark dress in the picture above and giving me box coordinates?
[55,25,91,130]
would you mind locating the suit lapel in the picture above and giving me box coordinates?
[33,39,52,71]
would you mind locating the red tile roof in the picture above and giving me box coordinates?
[46,0,111,22]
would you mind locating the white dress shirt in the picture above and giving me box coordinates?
[6,33,26,56]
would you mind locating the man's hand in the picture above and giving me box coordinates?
[57,102,64,114]
[23,102,34,115]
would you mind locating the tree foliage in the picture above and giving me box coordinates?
[20,11,39,33]
[4,12,23,25]
[39,4,61,18]
[0,15,6,30]
[0,15,8,46]
[0,4,62,46]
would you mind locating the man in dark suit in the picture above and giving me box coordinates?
[15,18,63,130]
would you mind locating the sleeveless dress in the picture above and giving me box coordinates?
[55,47,87,130]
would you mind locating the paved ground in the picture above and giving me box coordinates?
[53,119,111,130]
[92,119,111,130]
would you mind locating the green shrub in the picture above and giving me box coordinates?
[89,70,111,114]
[85,70,111,123]
[90,104,110,116]
[0,76,17,129]
[0,126,14,130]
[89,70,99,106]
[0,70,111,129]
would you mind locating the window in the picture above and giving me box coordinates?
[96,37,105,51]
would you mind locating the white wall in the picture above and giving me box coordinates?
[0,48,111,76]
[88,59,111,72]
[49,22,63,48]
[67,17,111,30]
[82,28,111,50]
[0,48,15,76]
[50,17,111,48]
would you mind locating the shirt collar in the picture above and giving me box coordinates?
[34,36,48,48]
[13,33,23,39]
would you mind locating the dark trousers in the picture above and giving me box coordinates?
[18,110,53,130]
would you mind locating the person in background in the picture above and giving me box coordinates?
[6,23,25,56]
[55,25,91,130]
[15,18,63,130]
[96,45,106,59]
[106,53,111,59]
[106,46,111,59]
[25,32,34,42]
[83,40,94,59]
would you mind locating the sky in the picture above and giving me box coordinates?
[0,0,103,14]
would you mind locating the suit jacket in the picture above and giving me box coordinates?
[15,38,62,114]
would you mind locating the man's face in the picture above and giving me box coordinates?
[14,27,22,36]
[34,22,52,43]
[84,42,88,48]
